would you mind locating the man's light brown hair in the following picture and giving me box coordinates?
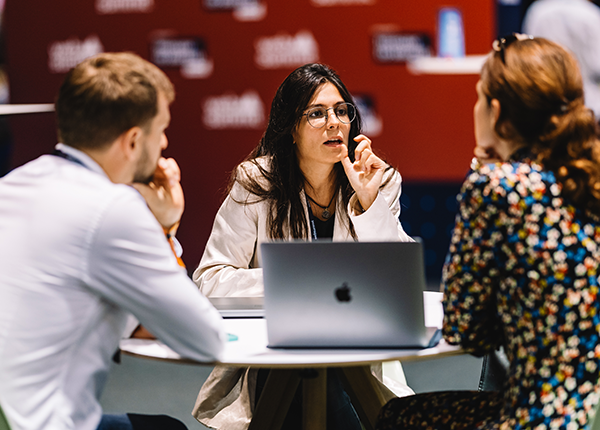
[56,52,175,150]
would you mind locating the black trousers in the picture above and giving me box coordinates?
[255,368,362,430]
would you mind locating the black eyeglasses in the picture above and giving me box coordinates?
[492,33,534,64]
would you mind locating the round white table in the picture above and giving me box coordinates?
[120,318,462,430]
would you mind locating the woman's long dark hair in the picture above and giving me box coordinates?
[481,37,600,213]
[228,63,364,239]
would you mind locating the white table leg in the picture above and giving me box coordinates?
[302,368,327,430]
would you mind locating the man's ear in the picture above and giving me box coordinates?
[119,126,143,160]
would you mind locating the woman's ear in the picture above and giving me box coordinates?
[490,99,501,128]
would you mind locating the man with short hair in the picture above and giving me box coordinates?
[0,52,225,430]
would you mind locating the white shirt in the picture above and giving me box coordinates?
[0,144,226,430]
[523,0,600,117]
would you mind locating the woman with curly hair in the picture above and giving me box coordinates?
[377,35,600,429]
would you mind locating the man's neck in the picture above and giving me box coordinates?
[72,142,131,184]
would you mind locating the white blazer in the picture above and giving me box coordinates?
[193,156,413,297]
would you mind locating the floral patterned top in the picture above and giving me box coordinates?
[442,149,600,429]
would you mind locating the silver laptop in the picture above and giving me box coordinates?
[208,296,264,318]
[261,240,437,349]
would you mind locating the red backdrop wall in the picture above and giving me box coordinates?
[4,0,495,270]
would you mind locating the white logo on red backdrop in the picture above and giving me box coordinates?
[254,30,319,69]
[372,33,432,63]
[311,0,375,5]
[203,0,266,21]
[181,58,214,79]
[203,91,265,129]
[204,0,255,8]
[48,35,104,74]
[95,0,153,14]
[151,38,213,79]
[233,1,267,21]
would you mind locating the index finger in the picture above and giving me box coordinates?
[353,135,372,161]
[353,134,370,144]
[353,134,372,147]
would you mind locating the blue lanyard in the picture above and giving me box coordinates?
[306,197,318,241]
[51,149,88,169]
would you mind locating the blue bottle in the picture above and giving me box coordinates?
[438,7,465,58]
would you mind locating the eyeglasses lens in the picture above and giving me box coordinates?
[305,103,356,128]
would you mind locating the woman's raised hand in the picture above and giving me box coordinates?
[339,134,387,212]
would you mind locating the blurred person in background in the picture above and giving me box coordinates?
[523,0,600,133]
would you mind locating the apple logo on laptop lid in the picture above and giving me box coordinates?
[334,282,352,303]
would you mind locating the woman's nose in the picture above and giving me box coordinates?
[327,110,340,128]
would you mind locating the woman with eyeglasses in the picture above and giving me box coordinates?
[191,63,413,430]
[376,35,600,430]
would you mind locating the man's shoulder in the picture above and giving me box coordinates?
[4,153,143,215]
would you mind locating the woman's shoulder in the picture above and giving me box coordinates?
[235,156,271,175]
[229,156,273,201]
[469,159,553,186]
[461,160,559,204]
[233,156,273,183]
